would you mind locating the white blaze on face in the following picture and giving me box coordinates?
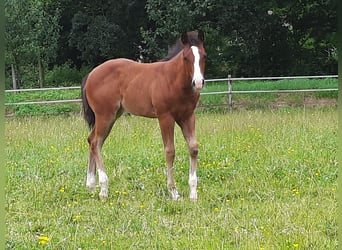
[191,46,204,90]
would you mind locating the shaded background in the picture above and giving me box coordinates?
[5,0,337,88]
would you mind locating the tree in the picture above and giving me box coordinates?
[143,0,337,77]
[5,0,31,89]
[67,0,148,67]
[142,0,212,61]
[5,0,337,88]
[5,0,61,88]
[281,0,337,74]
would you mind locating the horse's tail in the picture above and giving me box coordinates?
[81,74,95,129]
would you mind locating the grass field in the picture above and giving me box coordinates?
[6,108,337,249]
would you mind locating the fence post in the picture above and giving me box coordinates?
[228,74,233,112]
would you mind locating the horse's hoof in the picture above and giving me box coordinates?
[87,186,96,194]
[170,189,181,200]
[99,185,108,202]
[99,194,107,202]
[189,192,198,201]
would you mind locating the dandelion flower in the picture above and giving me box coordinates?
[73,215,81,221]
[38,235,50,245]
[292,188,300,196]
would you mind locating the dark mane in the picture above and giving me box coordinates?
[160,31,203,62]
[160,39,183,62]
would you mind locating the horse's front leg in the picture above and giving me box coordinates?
[178,113,198,200]
[158,115,181,200]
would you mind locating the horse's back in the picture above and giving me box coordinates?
[85,59,162,118]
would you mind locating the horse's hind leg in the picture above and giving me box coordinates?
[87,110,122,201]
[86,128,96,193]
[87,121,109,201]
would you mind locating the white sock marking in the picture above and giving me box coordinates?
[98,169,109,199]
[86,171,96,191]
[171,189,181,200]
[189,171,198,200]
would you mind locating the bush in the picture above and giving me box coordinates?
[45,63,90,87]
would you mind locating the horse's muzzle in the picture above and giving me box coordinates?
[192,79,205,90]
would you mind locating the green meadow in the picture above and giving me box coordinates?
[5,107,337,249]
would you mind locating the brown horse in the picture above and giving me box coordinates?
[81,31,206,201]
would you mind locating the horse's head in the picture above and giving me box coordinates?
[181,31,206,91]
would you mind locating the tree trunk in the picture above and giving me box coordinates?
[11,63,17,90]
[38,59,44,88]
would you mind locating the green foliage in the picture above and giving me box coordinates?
[69,12,126,65]
[5,0,61,84]
[45,63,90,87]
[142,0,337,77]
[67,0,147,66]
[141,0,212,60]
[5,109,337,248]
[5,0,337,86]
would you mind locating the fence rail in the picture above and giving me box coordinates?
[205,74,338,82]
[5,75,338,110]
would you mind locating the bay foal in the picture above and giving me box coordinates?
[82,31,206,201]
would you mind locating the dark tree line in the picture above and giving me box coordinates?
[5,0,337,88]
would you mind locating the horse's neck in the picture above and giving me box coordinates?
[160,54,194,93]
[164,52,190,79]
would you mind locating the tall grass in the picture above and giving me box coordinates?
[6,108,337,249]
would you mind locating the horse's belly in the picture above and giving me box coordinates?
[121,97,157,118]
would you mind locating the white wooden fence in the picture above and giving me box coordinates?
[5,75,338,111]
[203,75,338,110]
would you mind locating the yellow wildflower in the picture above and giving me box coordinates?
[38,235,50,245]
[73,215,81,221]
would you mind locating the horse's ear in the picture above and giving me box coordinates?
[181,32,189,45]
[198,30,204,42]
